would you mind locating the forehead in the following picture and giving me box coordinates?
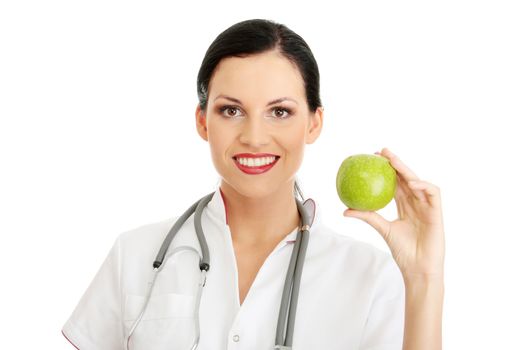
[208,51,306,103]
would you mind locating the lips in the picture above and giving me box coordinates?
[232,153,280,175]
[233,153,279,159]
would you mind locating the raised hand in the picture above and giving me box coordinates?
[343,147,445,280]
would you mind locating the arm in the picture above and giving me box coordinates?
[403,275,444,350]
[62,236,124,349]
[344,147,446,349]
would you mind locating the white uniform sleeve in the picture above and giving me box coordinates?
[62,236,124,350]
[359,256,406,350]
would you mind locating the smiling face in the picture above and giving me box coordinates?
[195,49,323,199]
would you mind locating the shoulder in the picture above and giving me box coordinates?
[312,222,393,267]
[310,222,402,292]
[112,216,183,263]
[118,216,177,241]
[304,200,395,274]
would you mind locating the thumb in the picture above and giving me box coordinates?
[343,209,391,241]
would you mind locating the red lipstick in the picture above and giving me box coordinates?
[232,153,280,175]
[233,153,279,158]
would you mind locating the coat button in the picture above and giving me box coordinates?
[232,334,240,342]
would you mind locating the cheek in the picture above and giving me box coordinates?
[207,121,233,158]
[209,137,227,158]
[282,124,308,155]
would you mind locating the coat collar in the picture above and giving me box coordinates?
[204,184,322,243]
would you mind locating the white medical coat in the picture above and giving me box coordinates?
[62,186,405,349]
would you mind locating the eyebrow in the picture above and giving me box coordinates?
[213,94,298,106]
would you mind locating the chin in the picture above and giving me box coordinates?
[221,177,283,200]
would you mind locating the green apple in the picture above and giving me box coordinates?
[336,153,397,211]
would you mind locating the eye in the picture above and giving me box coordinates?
[218,105,292,119]
[219,105,242,118]
[272,107,292,119]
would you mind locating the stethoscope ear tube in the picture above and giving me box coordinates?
[274,198,311,349]
[193,192,214,272]
[153,192,214,269]
[145,191,311,350]
[285,228,309,345]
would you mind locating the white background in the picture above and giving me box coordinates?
[1,0,524,348]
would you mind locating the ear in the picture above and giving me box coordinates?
[305,106,324,144]
[195,104,208,141]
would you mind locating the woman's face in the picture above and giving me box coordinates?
[195,50,323,199]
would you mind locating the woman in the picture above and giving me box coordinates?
[62,19,444,350]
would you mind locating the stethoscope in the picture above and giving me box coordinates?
[126,191,314,350]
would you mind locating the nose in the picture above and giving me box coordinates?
[238,116,270,147]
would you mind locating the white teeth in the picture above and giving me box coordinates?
[236,156,277,167]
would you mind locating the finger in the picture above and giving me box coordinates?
[394,171,412,199]
[407,180,441,207]
[393,173,410,218]
[343,208,392,241]
[377,148,419,183]
[375,148,429,202]
[374,154,411,217]
[375,151,409,196]
[407,186,428,203]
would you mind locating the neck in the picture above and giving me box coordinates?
[219,180,300,247]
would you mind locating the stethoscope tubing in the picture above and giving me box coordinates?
[127,191,310,350]
[126,246,204,350]
[275,197,310,349]
[153,193,213,270]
